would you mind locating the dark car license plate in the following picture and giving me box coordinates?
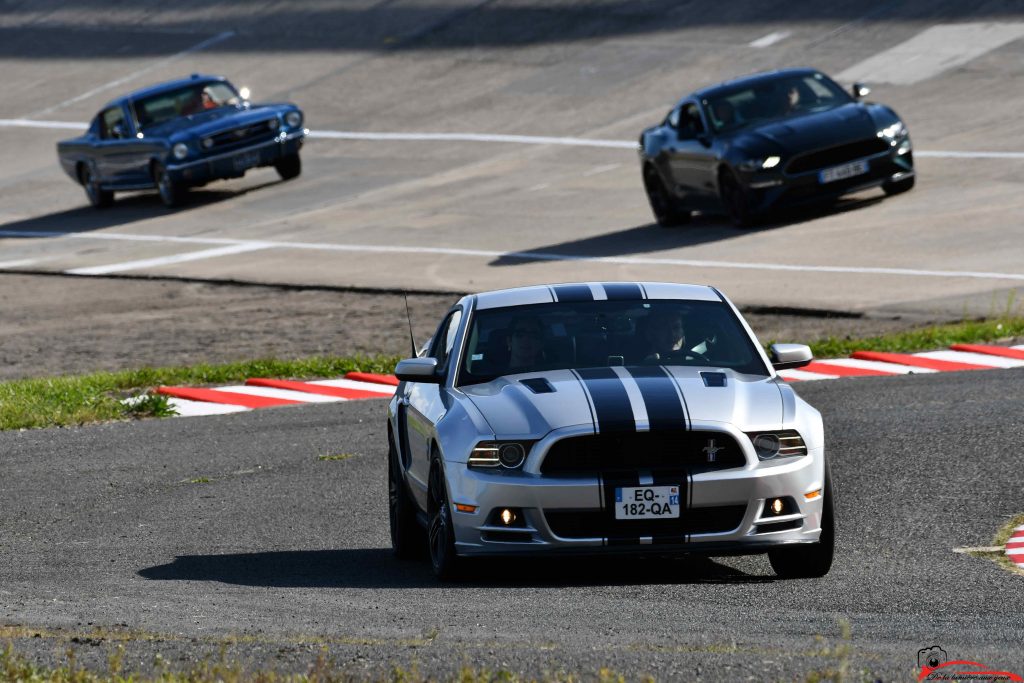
[232,151,261,172]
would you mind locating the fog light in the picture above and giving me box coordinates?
[771,498,784,515]
[500,508,516,526]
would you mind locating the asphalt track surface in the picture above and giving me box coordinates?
[1,0,1024,319]
[2,370,1024,680]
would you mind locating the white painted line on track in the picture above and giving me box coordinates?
[1,119,1024,160]
[1006,547,1024,556]
[167,397,249,417]
[0,258,39,269]
[813,358,937,374]
[837,23,1024,86]
[749,31,791,48]
[582,163,621,176]
[777,369,839,381]
[915,350,1024,369]
[213,386,343,403]
[64,243,274,275]
[24,31,237,118]
[4,229,1024,283]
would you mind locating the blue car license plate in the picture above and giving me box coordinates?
[232,150,261,172]
[615,485,680,520]
[819,159,869,184]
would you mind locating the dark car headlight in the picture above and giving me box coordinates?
[172,143,189,160]
[746,430,807,460]
[877,121,907,141]
[737,155,781,172]
[468,441,531,469]
[285,111,303,128]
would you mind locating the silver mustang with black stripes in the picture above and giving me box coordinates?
[387,282,833,580]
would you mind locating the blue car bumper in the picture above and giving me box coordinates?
[166,130,305,186]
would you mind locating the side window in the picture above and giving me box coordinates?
[677,103,704,139]
[667,107,680,129]
[100,107,126,140]
[430,309,463,371]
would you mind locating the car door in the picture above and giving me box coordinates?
[94,104,137,185]
[664,102,719,208]
[401,307,463,508]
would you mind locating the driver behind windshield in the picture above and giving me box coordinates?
[642,311,686,362]
[507,316,546,370]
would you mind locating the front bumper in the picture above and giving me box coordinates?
[166,129,306,186]
[741,137,914,212]
[445,426,826,557]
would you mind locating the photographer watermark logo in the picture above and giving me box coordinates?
[917,644,1022,681]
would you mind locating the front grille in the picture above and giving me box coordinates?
[540,431,746,475]
[785,137,889,174]
[205,120,276,150]
[545,505,747,541]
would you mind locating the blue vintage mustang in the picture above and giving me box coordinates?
[57,74,306,208]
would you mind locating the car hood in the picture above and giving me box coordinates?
[144,105,285,140]
[734,103,879,154]
[461,367,784,438]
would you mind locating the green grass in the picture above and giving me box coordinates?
[800,316,1024,359]
[318,453,355,462]
[0,355,400,431]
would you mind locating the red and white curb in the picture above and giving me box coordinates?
[776,343,1024,382]
[1007,525,1024,568]
[150,372,398,417]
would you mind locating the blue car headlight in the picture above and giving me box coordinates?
[737,155,781,172]
[285,111,303,128]
[877,121,907,142]
[172,143,189,160]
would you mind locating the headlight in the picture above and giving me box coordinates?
[172,143,189,160]
[738,155,781,171]
[468,441,530,469]
[746,430,807,460]
[285,111,302,128]
[877,121,907,141]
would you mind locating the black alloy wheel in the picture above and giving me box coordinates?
[80,164,112,209]
[427,455,462,580]
[768,462,835,579]
[719,170,757,228]
[389,433,425,559]
[643,165,690,227]
[882,174,915,196]
[275,153,301,181]
[154,163,184,208]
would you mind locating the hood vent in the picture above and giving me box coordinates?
[520,378,555,394]
[701,372,727,388]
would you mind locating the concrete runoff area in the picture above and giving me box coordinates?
[0,1,1023,321]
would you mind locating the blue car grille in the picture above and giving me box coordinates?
[785,137,890,174]
[539,431,745,475]
[204,120,277,151]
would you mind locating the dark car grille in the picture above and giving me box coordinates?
[545,505,746,541]
[785,137,890,174]
[205,120,277,151]
[540,431,746,476]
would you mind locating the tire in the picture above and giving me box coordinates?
[719,169,757,228]
[643,164,690,227]
[79,164,113,209]
[883,174,915,196]
[427,453,462,580]
[153,163,185,208]
[768,462,835,579]
[275,153,301,181]
[389,431,425,559]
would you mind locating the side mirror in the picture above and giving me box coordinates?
[395,357,442,384]
[769,343,813,371]
[852,82,871,99]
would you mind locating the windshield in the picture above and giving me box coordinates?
[134,81,242,129]
[705,72,853,134]
[458,299,769,386]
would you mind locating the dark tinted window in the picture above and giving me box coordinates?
[458,299,768,386]
[705,72,852,133]
[100,107,126,139]
[134,81,241,129]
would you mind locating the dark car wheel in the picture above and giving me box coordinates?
[154,163,185,208]
[427,454,462,580]
[883,174,915,196]
[719,170,758,228]
[643,165,690,227]
[79,164,113,209]
[768,463,835,579]
[389,432,425,559]
[275,153,301,181]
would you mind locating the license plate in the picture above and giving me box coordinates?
[615,485,680,520]
[819,159,869,184]
[232,151,261,171]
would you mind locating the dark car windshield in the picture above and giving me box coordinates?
[704,72,853,134]
[134,81,242,130]
[457,299,769,386]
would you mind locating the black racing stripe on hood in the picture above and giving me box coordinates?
[602,283,643,300]
[575,367,635,433]
[627,365,690,431]
[551,284,594,302]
